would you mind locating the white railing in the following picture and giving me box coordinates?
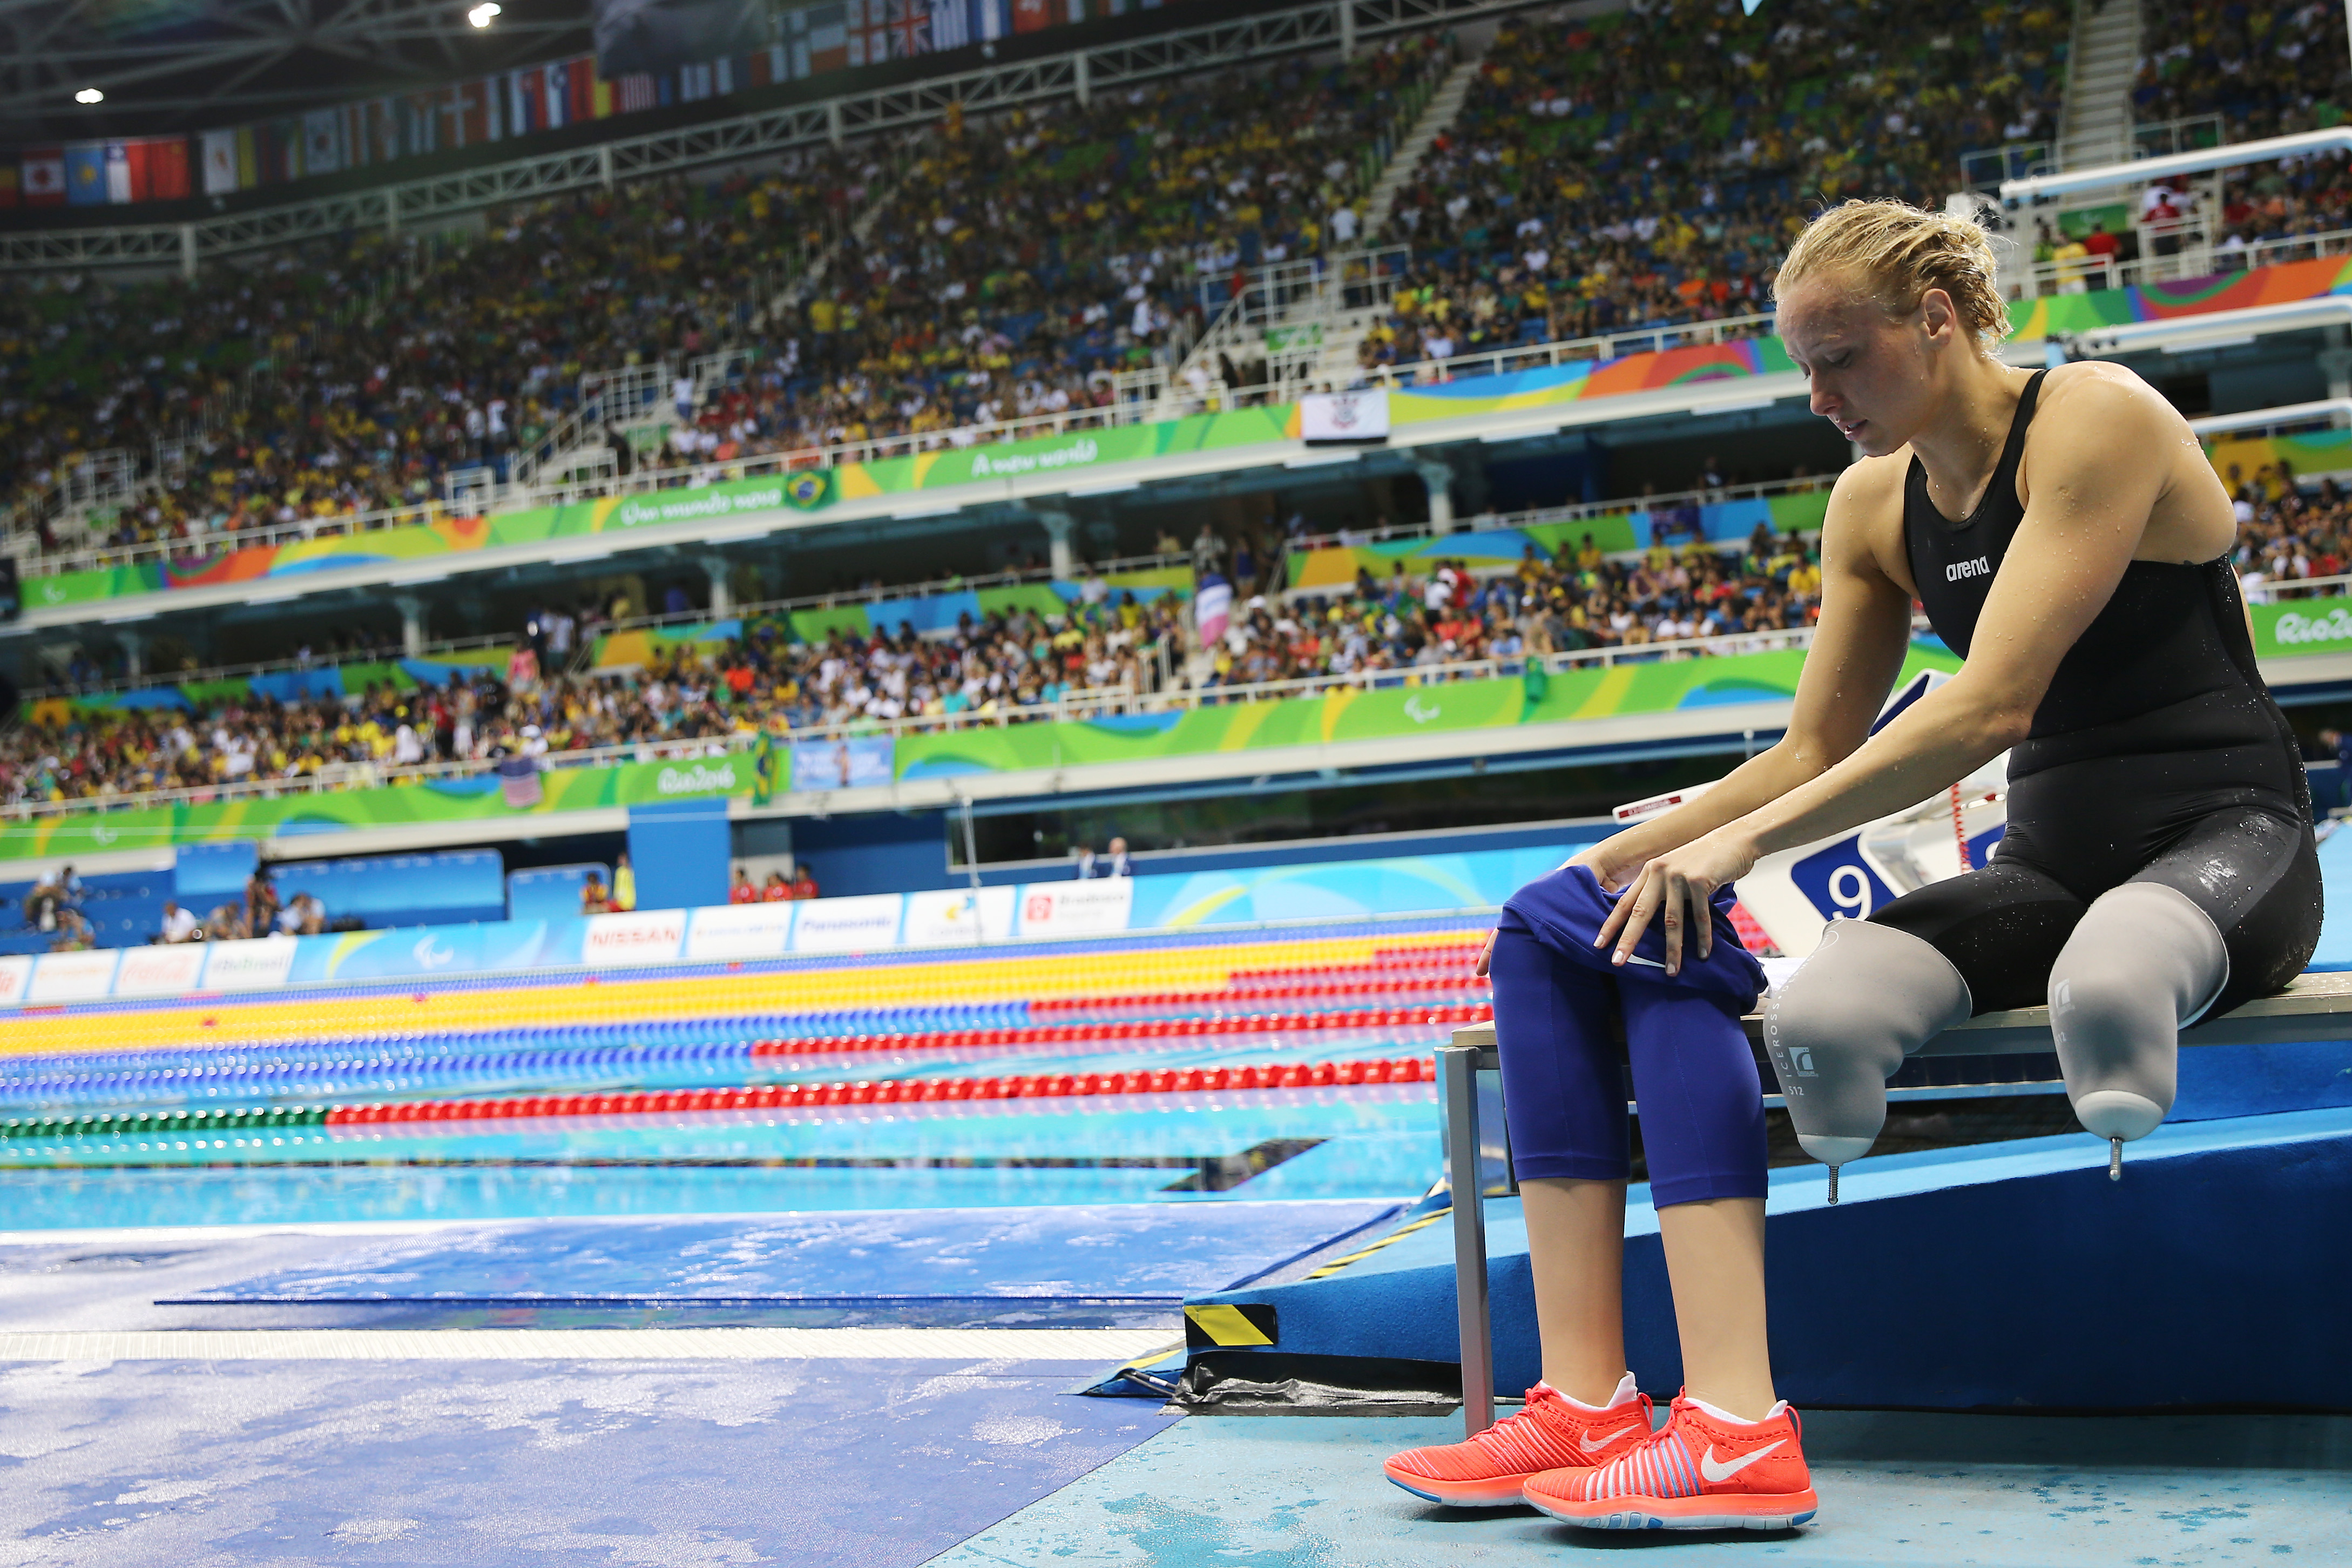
[2009,220,2352,302]
[0,626,1834,824]
[2243,569,2352,605]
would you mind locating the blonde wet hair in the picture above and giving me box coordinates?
[1775,198,2008,353]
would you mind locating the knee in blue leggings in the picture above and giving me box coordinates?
[1489,913,1767,1207]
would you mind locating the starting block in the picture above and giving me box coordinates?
[1435,969,2352,1437]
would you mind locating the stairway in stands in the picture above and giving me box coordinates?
[1309,46,1490,390]
[2058,0,2142,170]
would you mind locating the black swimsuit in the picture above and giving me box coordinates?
[1870,370,2322,1016]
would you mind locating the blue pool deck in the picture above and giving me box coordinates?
[4,1187,2350,1567]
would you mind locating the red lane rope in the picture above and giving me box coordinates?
[322,1053,1438,1127]
[748,1002,1491,1055]
[1035,974,1490,1011]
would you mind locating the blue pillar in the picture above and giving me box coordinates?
[626,800,733,913]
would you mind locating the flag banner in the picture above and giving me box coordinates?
[22,147,64,206]
[64,144,107,205]
[543,62,569,129]
[804,3,849,70]
[595,0,765,76]
[930,0,969,49]
[0,0,1200,201]
[147,137,190,200]
[302,107,343,175]
[458,80,489,145]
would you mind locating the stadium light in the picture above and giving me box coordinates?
[467,1,499,26]
[74,87,102,105]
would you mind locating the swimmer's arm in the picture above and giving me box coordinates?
[1733,373,2165,857]
[1596,374,2163,974]
[1572,460,1912,889]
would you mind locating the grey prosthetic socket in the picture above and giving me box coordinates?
[1763,919,1973,1201]
[2047,880,2228,1178]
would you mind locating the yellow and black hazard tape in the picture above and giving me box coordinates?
[1182,1302,1278,1349]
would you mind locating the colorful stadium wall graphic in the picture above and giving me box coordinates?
[28,249,2349,616]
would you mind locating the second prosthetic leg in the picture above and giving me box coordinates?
[1762,920,1973,1201]
[2046,880,2228,1179]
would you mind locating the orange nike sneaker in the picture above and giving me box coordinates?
[1522,1389,1818,1530]
[1383,1376,1653,1508]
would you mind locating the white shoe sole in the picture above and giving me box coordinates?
[1528,1497,1817,1531]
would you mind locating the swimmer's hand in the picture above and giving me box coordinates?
[1479,844,1637,977]
[1591,830,1756,977]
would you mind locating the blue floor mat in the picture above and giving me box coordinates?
[0,1356,1180,1568]
[178,1200,1403,1308]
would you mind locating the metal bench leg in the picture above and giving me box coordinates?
[1441,1042,1493,1439]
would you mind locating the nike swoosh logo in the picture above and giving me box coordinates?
[1578,1424,1640,1452]
[1699,1438,1787,1483]
[1620,953,1667,969]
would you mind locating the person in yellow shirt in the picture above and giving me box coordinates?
[2051,234,2091,294]
[1786,556,1823,600]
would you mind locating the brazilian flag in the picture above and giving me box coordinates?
[783,469,833,511]
[753,731,782,807]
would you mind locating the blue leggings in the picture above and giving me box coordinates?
[1490,909,1768,1208]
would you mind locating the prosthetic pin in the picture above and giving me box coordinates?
[1826,1165,1840,1205]
[2109,1137,2123,1181]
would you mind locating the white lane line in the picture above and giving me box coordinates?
[0,1327,1181,1362]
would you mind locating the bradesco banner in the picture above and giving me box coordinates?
[2253,596,2352,658]
[0,749,748,867]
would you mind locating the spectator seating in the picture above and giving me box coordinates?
[2137,0,2351,143]
[0,501,1828,819]
[1359,0,2069,366]
[0,3,2064,563]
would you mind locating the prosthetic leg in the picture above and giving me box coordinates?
[2047,881,2228,1179]
[1762,921,1972,1202]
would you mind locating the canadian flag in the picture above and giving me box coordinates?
[22,148,64,205]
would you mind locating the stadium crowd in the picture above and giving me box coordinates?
[0,517,1828,810]
[0,38,1442,565]
[1,152,869,560]
[2137,0,2351,142]
[1350,0,2069,374]
[2,0,2078,567]
[2225,461,2352,596]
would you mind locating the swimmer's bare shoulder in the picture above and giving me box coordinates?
[1818,447,1917,599]
[2024,360,2234,564]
